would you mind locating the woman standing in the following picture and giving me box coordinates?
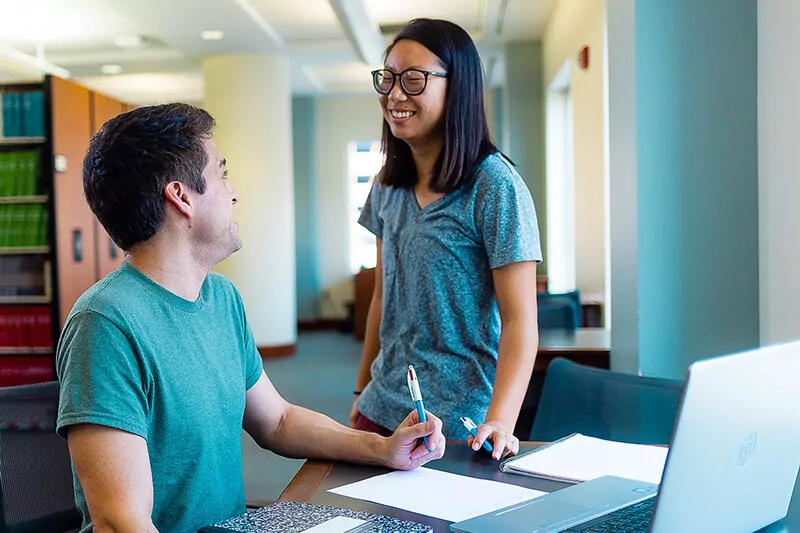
[350,18,542,460]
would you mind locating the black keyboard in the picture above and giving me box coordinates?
[565,497,655,532]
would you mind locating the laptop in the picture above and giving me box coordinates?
[451,341,800,533]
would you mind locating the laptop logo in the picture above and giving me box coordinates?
[632,487,652,494]
[739,431,758,466]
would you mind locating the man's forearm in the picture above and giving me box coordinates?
[485,320,538,428]
[93,516,159,533]
[269,404,388,466]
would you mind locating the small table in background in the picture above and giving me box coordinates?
[515,328,611,439]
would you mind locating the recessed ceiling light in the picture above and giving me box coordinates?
[114,35,146,48]
[201,30,224,41]
[101,64,123,75]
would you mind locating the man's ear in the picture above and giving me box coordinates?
[164,181,193,218]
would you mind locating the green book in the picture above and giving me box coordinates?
[7,152,20,196]
[0,153,9,197]
[22,151,38,196]
[37,206,49,247]
[23,204,38,246]
[0,205,8,247]
[9,205,24,247]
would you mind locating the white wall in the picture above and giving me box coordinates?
[315,95,383,318]
[758,0,800,345]
[542,0,606,297]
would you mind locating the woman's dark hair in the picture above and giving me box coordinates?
[380,18,499,193]
[83,103,213,251]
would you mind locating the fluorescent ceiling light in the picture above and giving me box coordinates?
[0,44,70,78]
[114,35,147,48]
[200,30,224,41]
[101,64,123,75]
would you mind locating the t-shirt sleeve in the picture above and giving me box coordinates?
[230,285,263,390]
[357,179,383,239]
[475,163,543,269]
[242,320,263,390]
[56,311,149,439]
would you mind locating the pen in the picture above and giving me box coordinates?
[407,365,431,452]
[461,416,494,453]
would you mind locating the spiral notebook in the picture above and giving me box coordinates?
[198,501,433,533]
[499,433,668,485]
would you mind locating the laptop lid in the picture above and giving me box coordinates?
[650,341,800,533]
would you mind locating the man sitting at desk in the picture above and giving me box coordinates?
[56,103,446,533]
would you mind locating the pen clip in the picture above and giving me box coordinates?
[461,416,477,431]
[407,365,422,402]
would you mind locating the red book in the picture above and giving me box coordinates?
[0,307,9,347]
[0,357,53,387]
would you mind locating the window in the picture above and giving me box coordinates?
[546,61,576,293]
[348,140,383,274]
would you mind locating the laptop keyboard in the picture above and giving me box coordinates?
[565,497,655,532]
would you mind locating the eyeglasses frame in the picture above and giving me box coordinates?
[370,68,448,96]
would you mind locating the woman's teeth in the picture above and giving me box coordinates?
[391,110,415,119]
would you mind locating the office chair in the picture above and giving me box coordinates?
[537,290,582,329]
[530,358,683,445]
[0,381,81,533]
[537,301,580,329]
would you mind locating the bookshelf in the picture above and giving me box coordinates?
[0,77,128,386]
[0,196,48,204]
[0,138,46,146]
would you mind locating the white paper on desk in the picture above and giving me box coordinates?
[328,467,546,522]
[302,516,367,533]
[506,434,668,484]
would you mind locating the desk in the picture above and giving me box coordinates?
[536,328,610,371]
[278,441,800,533]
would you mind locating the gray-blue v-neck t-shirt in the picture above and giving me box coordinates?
[356,152,542,438]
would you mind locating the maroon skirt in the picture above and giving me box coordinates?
[354,412,394,438]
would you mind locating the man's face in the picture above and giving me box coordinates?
[193,138,242,259]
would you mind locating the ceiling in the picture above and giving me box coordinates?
[0,0,556,105]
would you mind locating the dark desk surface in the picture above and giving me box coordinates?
[535,328,610,372]
[278,441,800,533]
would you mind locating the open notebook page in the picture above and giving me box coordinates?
[503,434,668,484]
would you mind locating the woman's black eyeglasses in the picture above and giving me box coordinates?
[371,68,448,96]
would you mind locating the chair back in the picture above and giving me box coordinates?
[530,358,683,445]
[0,381,80,533]
[537,301,580,329]
[537,290,581,329]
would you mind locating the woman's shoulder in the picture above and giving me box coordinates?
[470,152,528,196]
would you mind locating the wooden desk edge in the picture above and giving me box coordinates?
[277,441,545,503]
[278,460,335,502]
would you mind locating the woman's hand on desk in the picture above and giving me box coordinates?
[381,410,446,470]
[470,421,519,460]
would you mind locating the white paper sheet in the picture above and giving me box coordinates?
[505,434,668,484]
[303,516,367,533]
[328,467,546,522]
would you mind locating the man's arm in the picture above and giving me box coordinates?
[243,371,445,470]
[67,424,158,533]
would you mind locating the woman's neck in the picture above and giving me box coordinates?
[409,137,444,186]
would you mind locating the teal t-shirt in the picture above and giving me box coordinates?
[56,261,263,533]
[356,153,542,438]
